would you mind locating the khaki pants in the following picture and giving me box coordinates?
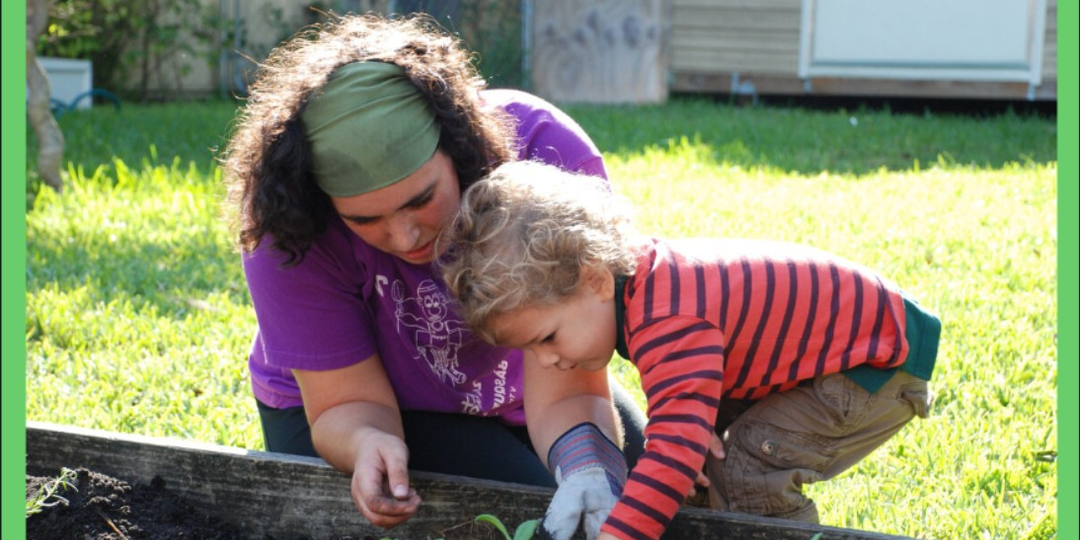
[706,370,931,522]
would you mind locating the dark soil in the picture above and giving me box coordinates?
[26,467,507,540]
[26,467,248,540]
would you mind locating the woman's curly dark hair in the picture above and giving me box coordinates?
[223,12,516,264]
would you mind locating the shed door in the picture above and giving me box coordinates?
[798,0,1047,84]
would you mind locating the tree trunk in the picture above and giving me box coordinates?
[27,0,64,192]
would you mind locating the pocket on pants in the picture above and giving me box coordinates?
[718,420,829,515]
[733,420,833,473]
[899,379,931,419]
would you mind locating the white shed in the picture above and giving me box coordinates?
[670,0,1057,101]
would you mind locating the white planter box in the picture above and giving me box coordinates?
[37,57,93,110]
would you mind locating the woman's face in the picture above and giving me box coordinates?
[330,150,460,264]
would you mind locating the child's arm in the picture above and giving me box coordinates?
[523,356,626,540]
[602,316,727,540]
[522,356,622,468]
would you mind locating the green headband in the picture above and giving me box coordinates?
[302,62,441,197]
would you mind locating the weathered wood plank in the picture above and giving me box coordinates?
[671,8,800,31]
[673,0,799,9]
[671,70,1051,101]
[672,49,799,74]
[672,72,808,95]
[27,422,547,538]
[27,422,917,540]
[672,30,801,54]
[805,77,1041,100]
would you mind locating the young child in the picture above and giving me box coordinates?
[439,160,940,540]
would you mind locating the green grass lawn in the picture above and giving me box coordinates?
[25,99,1057,540]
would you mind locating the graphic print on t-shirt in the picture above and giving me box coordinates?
[392,279,468,385]
[460,359,516,415]
[462,380,483,414]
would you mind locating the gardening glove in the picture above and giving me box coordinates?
[540,423,627,540]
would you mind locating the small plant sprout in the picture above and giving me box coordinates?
[375,513,538,540]
[475,514,541,540]
[26,467,78,517]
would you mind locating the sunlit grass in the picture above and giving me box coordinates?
[26,156,261,449]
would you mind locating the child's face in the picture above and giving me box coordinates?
[490,280,617,372]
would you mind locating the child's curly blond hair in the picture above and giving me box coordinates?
[439,160,639,341]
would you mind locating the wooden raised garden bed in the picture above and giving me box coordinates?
[27,421,917,540]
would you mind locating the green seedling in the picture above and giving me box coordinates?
[377,514,537,540]
[26,467,78,517]
[474,514,541,540]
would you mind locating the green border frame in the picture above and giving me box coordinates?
[3,0,28,538]
[1056,2,1078,539]
[2,4,1076,540]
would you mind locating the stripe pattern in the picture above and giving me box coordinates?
[602,238,909,540]
[548,422,627,495]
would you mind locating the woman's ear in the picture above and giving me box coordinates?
[583,263,615,301]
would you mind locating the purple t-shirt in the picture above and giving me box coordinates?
[243,89,607,425]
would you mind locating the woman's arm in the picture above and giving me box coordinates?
[524,356,627,540]
[294,355,421,528]
[522,356,622,465]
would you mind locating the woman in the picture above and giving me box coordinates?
[222,12,646,533]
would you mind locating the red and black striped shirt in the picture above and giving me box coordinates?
[602,238,923,540]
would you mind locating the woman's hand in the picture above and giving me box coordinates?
[349,426,421,528]
[295,356,418,528]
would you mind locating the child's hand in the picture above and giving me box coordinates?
[685,432,727,504]
[694,470,709,490]
[709,431,726,460]
[541,423,627,540]
[542,466,620,540]
[684,432,726,505]
[694,432,725,490]
[683,469,711,507]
